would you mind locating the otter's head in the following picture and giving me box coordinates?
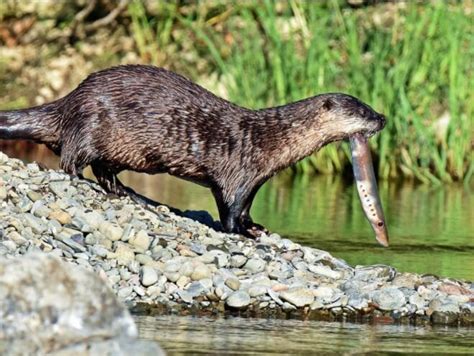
[317,93,386,141]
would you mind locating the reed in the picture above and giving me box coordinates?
[129,1,473,183]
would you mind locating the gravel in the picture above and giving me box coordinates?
[0,151,472,326]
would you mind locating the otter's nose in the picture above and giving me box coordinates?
[378,114,386,129]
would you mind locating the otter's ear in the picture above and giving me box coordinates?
[322,98,334,111]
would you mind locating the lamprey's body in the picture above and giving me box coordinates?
[350,134,389,246]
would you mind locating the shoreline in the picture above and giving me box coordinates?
[0,151,472,327]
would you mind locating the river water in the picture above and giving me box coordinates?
[3,147,473,354]
[134,314,473,354]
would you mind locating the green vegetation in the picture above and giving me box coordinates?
[128,1,473,183]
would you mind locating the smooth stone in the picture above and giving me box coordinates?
[113,243,135,266]
[230,255,247,268]
[177,290,194,303]
[280,288,315,307]
[7,231,28,246]
[310,300,324,310]
[191,263,211,281]
[164,271,180,283]
[31,201,51,218]
[48,209,72,225]
[371,288,407,311]
[117,286,134,300]
[354,265,397,282]
[176,275,191,289]
[135,254,154,265]
[225,277,241,291]
[99,222,123,241]
[140,266,159,287]
[428,298,460,314]
[0,187,7,200]
[313,286,335,298]
[268,289,284,305]
[49,181,76,197]
[226,291,251,308]
[178,261,194,277]
[91,245,109,258]
[83,211,104,230]
[244,258,266,274]
[248,285,267,297]
[128,260,140,274]
[2,240,17,251]
[409,293,427,310]
[129,230,151,251]
[23,213,46,234]
[62,238,87,253]
[348,295,369,310]
[18,197,33,212]
[308,265,342,279]
[186,281,207,297]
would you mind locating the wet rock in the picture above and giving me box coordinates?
[226,291,251,308]
[428,297,460,314]
[371,288,406,311]
[280,288,314,307]
[355,265,397,282]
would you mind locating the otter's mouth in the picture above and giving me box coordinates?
[349,133,389,247]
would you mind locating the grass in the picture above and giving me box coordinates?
[130,1,473,183]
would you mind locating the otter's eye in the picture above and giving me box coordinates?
[377,221,384,227]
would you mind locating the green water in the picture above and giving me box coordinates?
[135,315,474,355]
[117,171,473,281]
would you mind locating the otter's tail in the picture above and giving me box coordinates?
[0,101,61,143]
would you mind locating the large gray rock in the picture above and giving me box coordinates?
[0,253,163,355]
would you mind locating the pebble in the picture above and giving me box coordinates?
[112,243,135,266]
[280,288,315,307]
[99,222,123,241]
[129,230,151,251]
[191,263,211,281]
[48,210,72,225]
[225,277,241,291]
[230,254,247,268]
[0,187,7,200]
[371,288,407,311]
[226,291,251,308]
[248,285,267,297]
[244,258,266,273]
[140,266,159,287]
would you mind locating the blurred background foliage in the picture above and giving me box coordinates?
[0,0,472,184]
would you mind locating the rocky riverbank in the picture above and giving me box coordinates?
[0,151,472,327]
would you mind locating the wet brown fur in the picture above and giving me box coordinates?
[0,65,386,236]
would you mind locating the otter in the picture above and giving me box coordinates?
[0,65,386,238]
